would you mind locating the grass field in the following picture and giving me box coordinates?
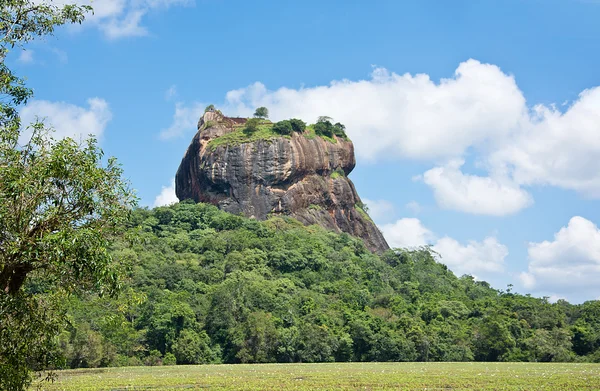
[35,362,600,391]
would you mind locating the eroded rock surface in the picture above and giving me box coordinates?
[175,112,389,253]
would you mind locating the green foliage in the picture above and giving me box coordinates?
[244,117,261,134]
[0,2,136,389]
[204,120,217,128]
[44,201,600,370]
[330,168,345,179]
[207,121,284,151]
[253,107,269,119]
[313,119,348,140]
[273,119,293,135]
[204,104,215,113]
[289,118,306,133]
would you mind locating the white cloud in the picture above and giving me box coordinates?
[33,0,192,39]
[433,236,508,277]
[422,159,534,215]
[490,88,600,198]
[379,218,434,248]
[380,217,508,281]
[17,50,34,64]
[154,178,179,207]
[361,198,396,223]
[220,60,525,162]
[520,216,600,302]
[159,102,205,139]
[20,98,112,141]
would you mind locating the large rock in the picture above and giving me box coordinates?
[175,111,389,253]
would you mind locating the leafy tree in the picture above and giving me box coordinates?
[272,120,293,135]
[204,104,215,113]
[0,1,136,389]
[333,122,347,137]
[253,107,269,119]
[314,121,334,138]
[244,118,261,134]
[289,118,306,133]
[172,329,214,364]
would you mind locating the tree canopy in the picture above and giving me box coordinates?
[253,107,269,119]
[0,1,136,389]
[46,201,600,368]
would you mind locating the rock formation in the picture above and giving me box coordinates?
[175,111,389,253]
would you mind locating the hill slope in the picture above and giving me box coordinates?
[55,202,600,367]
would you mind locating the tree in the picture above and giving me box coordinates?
[289,118,306,133]
[253,107,269,119]
[244,117,261,134]
[272,120,293,135]
[0,1,136,389]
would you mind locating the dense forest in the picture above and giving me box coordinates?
[50,201,600,368]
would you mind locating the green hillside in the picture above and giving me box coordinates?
[56,201,600,368]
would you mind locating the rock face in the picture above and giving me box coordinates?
[175,111,389,253]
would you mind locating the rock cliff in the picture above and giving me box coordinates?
[175,111,389,253]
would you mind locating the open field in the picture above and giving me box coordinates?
[36,362,600,391]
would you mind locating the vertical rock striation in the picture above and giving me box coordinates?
[175,112,389,253]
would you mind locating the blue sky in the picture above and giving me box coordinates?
[9,0,600,303]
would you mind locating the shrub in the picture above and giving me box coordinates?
[314,121,334,138]
[204,104,216,113]
[163,353,177,366]
[244,118,261,134]
[144,350,163,366]
[273,120,293,135]
[290,118,306,133]
[333,122,347,137]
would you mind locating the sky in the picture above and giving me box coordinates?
[9,0,600,303]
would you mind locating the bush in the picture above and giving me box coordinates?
[333,122,346,137]
[290,118,306,133]
[244,118,261,134]
[145,350,162,366]
[273,120,293,135]
[314,121,334,138]
[163,352,177,366]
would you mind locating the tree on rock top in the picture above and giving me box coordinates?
[254,107,269,119]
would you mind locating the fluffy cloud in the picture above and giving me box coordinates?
[380,218,434,248]
[153,178,179,207]
[222,60,525,161]
[422,159,533,215]
[520,216,600,302]
[380,217,508,280]
[490,88,600,198]
[159,102,205,139]
[20,98,112,141]
[34,0,192,39]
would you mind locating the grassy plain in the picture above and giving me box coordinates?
[37,362,600,391]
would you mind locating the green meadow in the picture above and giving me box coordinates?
[37,362,600,391]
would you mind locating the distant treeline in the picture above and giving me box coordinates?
[49,201,600,368]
